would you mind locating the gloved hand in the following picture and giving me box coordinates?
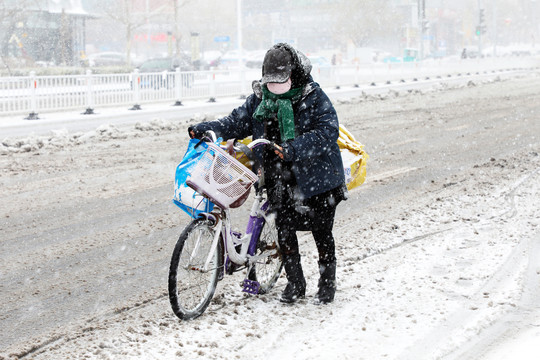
[273,143,293,162]
[188,126,204,139]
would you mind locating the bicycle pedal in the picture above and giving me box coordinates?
[242,279,260,295]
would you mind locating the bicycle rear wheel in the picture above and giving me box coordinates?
[168,218,223,320]
[248,214,283,294]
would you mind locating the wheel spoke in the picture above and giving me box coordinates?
[169,219,223,320]
[249,216,283,294]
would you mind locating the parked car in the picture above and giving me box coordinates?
[217,50,245,68]
[307,55,332,77]
[202,51,222,68]
[88,52,128,67]
[88,51,143,67]
[403,48,419,62]
[245,50,267,69]
[139,56,192,72]
[382,55,403,63]
[308,55,332,67]
[461,46,480,59]
[137,56,194,89]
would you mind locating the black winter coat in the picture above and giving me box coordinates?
[190,79,345,200]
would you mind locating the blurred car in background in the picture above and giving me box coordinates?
[382,54,403,63]
[138,56,193,72]
[202,51,222,68]
[460,46,480,59]
[245,50,267,69]
[307,55,332,77]
[403,48,419,62]
[88,52,129,67]
[207,49,267,69]
[308,55,332,67]
[88,51,144,67]
[216,50,245,68]
[137,56,194,89]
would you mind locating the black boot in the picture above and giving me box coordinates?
[280,253,306,303]
[315,261,336,304]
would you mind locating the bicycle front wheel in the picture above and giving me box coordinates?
[168,218,223,320]
[249,214,283,294]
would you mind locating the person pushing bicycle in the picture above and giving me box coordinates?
[188,43,347,304]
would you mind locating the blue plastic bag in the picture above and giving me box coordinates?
[173,138,216,218]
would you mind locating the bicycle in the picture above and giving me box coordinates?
[168,132,283,320]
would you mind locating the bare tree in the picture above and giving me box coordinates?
[0,0,42,73]
[172,0,193,56]
[97,0,193,64]
[100,0,150,65]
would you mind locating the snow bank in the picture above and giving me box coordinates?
[0,114,216,155]
[334,76,501,105]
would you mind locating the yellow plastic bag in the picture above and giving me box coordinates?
[225,124,368,190]
[338,125,368,190]
[226,137,254,169]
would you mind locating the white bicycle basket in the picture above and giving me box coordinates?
[186,142,258,209]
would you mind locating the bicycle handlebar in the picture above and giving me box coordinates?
[194,130,218,149]
[245,138,271,149]
[194,132,278,161]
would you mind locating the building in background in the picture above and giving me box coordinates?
[0,0,93,66]
[2,0,537,69]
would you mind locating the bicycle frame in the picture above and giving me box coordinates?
[197,190,276,273]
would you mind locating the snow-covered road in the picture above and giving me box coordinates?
[1,70,539,359]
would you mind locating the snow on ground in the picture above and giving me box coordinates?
[2,72,539,359]
[20,143,540,360]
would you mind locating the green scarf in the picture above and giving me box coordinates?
[253,85,303,142]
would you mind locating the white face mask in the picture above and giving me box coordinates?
[267,78,292,95]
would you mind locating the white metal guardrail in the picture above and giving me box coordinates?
[0,57,537,119]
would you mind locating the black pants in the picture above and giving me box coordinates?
[273,186,342,265]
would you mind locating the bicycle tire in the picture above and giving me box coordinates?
[168,218,223,320]
[248,215,283,294]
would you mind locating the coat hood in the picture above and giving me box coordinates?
[252,43,315,99]
[278,43,312,82]
[253,43,312,95]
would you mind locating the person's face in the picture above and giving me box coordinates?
[267,78,291,95]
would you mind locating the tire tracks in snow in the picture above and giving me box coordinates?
[444,229,540,360]
[397,166,540,360]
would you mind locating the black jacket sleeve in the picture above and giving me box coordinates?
[189,94,260,140]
